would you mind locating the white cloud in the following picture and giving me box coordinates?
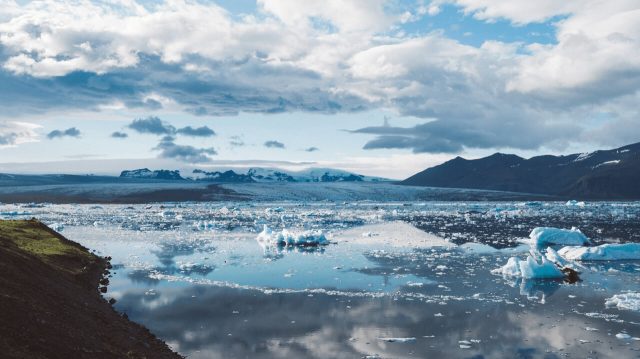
[257,0,392,34]
[442,0,580,24]
[0,121,41,148]
[0,0,639,152]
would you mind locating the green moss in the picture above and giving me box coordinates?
[0,219,96,273]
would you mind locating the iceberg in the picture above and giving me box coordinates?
[606,292,640,312]
[558,243,640,261]
[257,225,328,247]
[47,222,64,232]
[492,249,565,279]
[544,247,584,272]
[528,227,590,247]
[566,200,586,207]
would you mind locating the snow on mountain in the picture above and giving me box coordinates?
[119,168,184,180]
[187,167,390,183]
[190,169,254,183]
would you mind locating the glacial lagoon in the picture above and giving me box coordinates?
[3,201,640,358]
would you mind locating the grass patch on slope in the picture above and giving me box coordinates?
[0,219,96,275]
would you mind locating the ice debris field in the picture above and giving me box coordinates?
[2,201,640,358]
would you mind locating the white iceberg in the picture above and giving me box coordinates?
[544,247,584,272]
[566,200,586,207]
[47,222,64,232]
[528,227,590,247]
[492,249,565,279]
[558,243,640,261]
[606,292,640,312]
[257,225,328,247]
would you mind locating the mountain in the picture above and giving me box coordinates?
[188,167,389,183]
[401,142,640,200]
[119,168,184,180]
[191,169,255,183]
[118,167,389,183]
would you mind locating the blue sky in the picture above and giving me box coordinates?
[0,0,639,178]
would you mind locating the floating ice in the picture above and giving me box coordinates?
[558,243,640,261]
[47,222,64,232]
[257,225,328,247]
[0,210,31,216]
[566,200,586,207]
[614,333,639,340]
[605,292,640,312]
[460,242,529,255]
[528,227,590,247]
[544,247,583,272]
[492,249,565,279]
[377,337,416,343]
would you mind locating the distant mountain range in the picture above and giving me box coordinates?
[119,169,184,180]
[119,167,389,183]
[402,142,640,200]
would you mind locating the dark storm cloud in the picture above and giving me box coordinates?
[176,126,216,137]
[127,116,215,139]
[153,136,217,163]
[47,127,81,139]
[111,131,128,138]
[350,118,578,153]
[264,140,285,149]
[128,116,175,135]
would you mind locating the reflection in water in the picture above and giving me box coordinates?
[118,285,639,359]
[59,221,640,359]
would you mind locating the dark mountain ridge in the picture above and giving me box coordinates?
[401,142,640,200]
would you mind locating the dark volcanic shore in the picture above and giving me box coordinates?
[0,219,181,359]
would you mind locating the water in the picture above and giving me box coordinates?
[2,201,640,358]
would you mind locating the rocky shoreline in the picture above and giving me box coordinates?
[0,219,181,358]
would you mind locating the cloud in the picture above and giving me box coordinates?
[111,131,128,138]
[127,117,217,140]
[442,0,578,24]
[128,116,175,135]
[47,127,81,139]
[153,136,217,163]
[176,126,216,137]
[0,121,40,148]
[229,136,245,147]
[0,1,639,152]
[304,146,319,152]
[0,132,18,146]
[351,117,577,153]
[264,140,285,149]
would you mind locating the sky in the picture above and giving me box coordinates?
[0,0,639,179]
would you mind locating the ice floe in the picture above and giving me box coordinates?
[558,243,640,261]
[605,292,640,312]
[544,247,584,272]
[377,337,416,343]
[459,242,529,255]
[528,227,590,247]
[333,221,454,248]
[492,249,565,279]
[615,332,640,340]
[566,200,586,207]
[47,222,64,232]
[257,225,328,247]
